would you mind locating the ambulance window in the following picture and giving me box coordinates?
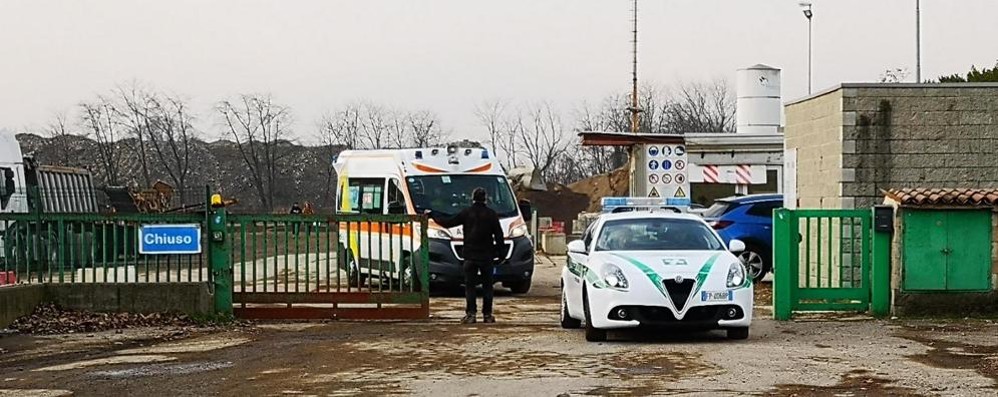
[348,178,385,214]
[386,179,406,214]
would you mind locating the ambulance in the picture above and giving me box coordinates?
[333,145,535,293]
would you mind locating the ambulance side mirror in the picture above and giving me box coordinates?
[519,200,532,222]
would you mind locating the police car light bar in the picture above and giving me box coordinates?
[601,197,689,214]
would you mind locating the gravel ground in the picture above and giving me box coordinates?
[0,255,995,396]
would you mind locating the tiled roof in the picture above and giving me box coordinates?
[884,188,998,207]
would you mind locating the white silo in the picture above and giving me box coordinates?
[736,64,782,134]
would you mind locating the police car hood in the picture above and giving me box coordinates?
[592,250,733,280]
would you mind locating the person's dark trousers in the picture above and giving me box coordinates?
[463,260,495,316]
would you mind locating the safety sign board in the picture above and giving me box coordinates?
[640,143,690,207]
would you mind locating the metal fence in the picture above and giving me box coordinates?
[228,214,430,319]
[0,213,207,284]
[773,208,890,320]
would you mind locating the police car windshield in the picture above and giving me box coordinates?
[406,175,519,218]
[595,218,724,251]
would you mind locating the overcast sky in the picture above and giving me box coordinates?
[2,0,996,142]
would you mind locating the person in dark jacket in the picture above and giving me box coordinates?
[428,187,504,324]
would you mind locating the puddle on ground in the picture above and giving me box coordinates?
[897,327,998,384]
[766,369,928,397]
[117,337,250,355]
[90,361,234,378]
[34,354,176,371]
[0,390,73,397]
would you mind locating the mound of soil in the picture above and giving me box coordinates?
[567,166,630,212]
[516,166,630,234]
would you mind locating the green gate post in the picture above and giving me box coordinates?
[208,198,232,315]
[870,206,892,318]
[773,209,794,320]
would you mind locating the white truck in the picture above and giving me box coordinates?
[333,145,535,293]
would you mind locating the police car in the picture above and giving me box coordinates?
[560,207,753,342]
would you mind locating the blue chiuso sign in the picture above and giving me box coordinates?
[138,224,202,255]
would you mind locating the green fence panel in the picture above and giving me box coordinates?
[0,212,206,285]
[772,208,889,320]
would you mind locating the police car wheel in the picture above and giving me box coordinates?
[560,288,581,329]
[583,287,607,342]
[727,327,750,340]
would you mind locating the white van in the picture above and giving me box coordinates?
[333,145,535,293]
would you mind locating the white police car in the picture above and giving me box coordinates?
[560,211,753,341]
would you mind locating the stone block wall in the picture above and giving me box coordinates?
[784,89,845,208]
[840,85,998,208]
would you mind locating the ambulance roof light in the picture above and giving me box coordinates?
[447,145,458,155]
[415,150,423,159]
[481,149,489,159]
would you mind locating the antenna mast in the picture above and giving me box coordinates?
[629,0,640,133]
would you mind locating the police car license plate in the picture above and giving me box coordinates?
[701,290,733,302]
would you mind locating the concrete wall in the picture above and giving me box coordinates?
[46,283,213,315]
[787,83,998,210]
[0,285,46,329]
[1,282,213,329]
[784,89,844,209]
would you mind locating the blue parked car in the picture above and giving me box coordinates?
[702,194,783,282]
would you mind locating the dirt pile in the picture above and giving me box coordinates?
[8,304,203,334]
[516,185,589,234]
[516,166,630,234]
[566,166,630,212]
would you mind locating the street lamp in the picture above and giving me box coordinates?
[799,2,813,94]
[916,0,921,83]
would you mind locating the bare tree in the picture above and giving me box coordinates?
[474,99,512,165]
[44,111,79,166]
[145,94,199,205]
[407,110,444,147]
[388,109,410,149]
[217,94,292,210]
[114,83,157,187]
[359,102,390,150]
[662,79,736,133]
[79,97,122,185]
[317,104,362,150]
[514,103,570,179]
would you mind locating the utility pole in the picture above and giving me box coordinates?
[916,0,922,83]
[629,0,640,133]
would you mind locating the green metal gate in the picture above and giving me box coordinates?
[773,208,890,320]
[227,214,430,320]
